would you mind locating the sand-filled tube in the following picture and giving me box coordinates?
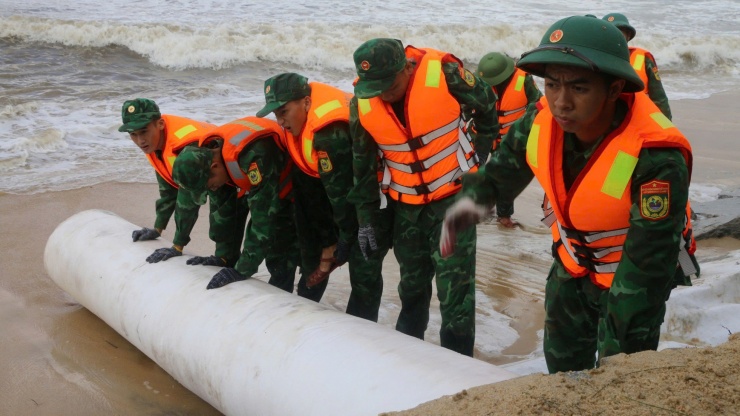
[44,210,517,415]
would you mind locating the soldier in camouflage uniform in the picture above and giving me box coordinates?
[603,13,673,119]
[349,38,499,356]
[476,52,543,228]
[256,73,391,322]
[118,98,245,267]
[171,117,316,299]
[441,16,699,372]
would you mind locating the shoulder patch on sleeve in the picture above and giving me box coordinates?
[652,66,661,81]
[317,150,333,173]
[640,179,670,220]
[462,68,476,87]
[247,162,262,185]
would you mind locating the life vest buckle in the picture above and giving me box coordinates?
[414,184,430,194]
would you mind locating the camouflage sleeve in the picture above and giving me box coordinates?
[644,56,672,120]
[603,148,690,356]
[461,103,537,207]
[154,172,178,232]
[172,181,203,248]
[313,122,359,245]
[443,60,500,161]
[524,74,543,104]
[205,183,241,263]
[233,138,285,277]
[347,96,382,227]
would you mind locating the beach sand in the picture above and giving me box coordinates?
[1,91,739,415]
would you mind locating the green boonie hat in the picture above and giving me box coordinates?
[172,146,213,205]
[477,52,516,87]
[118,98,161,132]
[602,13,636,41]
[516,15,644,93]
[353,38,407,99]
[256,73,311,118]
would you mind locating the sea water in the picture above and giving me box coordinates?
[1,0,739,194]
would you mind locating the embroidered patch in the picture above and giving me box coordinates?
[247,162,262,185]
[318,150,333,173]
[549,29,564,43]
[640,180,670,220]
[462,69,476,87]
[652,66,661,81]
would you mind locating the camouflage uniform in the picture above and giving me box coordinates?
[457,16,698,372]
[349,38,499,356]
[257,73,390,321]
[174,139,301,293]
[156,170,244,265]
[476,52,543,219]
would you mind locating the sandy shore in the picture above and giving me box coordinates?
[1,91,739,415]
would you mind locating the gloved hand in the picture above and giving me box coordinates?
[334,239,351,265]
[476,151,489,165]
[207,268,247,290]
[440,197,488,258]
[146,246,182,263]
[186,255,227,267]
[132,227,160,242]
[357,224,378,260]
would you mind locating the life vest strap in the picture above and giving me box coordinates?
[561,225,630,244]
[377,118,459,152]
[384,139,460,173]
[498,105,527,117]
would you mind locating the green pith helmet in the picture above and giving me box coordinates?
[477,52,515,87]
[602,12,636,41]
[516,15,644,93]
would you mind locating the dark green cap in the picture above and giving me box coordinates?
[477,52,515,87]
[517,15,644,93]
[172,146,213,205]
[256,73,311,118]
[602,13,636,41]
[118,98,161,132]
[353,38,407,99]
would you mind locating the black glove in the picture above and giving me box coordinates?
[357,224,378,260]
[207,268,247,290]
[476,151,489,165]
[132,227,160,242]
[334,239,351,265]
[186,255,227,266]
[146,246,182,263]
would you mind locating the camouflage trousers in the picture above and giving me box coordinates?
[345,205,393,322]
[393,198,477,357]
[543,261,676,373]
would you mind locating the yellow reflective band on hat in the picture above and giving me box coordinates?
[358,99,372,115]
[231,119,265,131]
[650,112,675,129]
[425,60,442,88]
[514,75,525,92]
[601,150,638,199]
[314,100,342,119]
[175,124,198,139]
[632,54,645,71]
[526,124,540,168]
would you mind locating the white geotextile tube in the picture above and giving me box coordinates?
[44,210,517,415]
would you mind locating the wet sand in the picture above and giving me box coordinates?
[1,91,739,415]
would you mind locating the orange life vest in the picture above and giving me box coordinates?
[357,46,478,205]
[147,115,216,188]
[629,47,654,94]
[201,117,292,199]
[283,82,352,178]
[495,68,530,144]
[527,93,697,289]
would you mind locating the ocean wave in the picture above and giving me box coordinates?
[3,15,738,76]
